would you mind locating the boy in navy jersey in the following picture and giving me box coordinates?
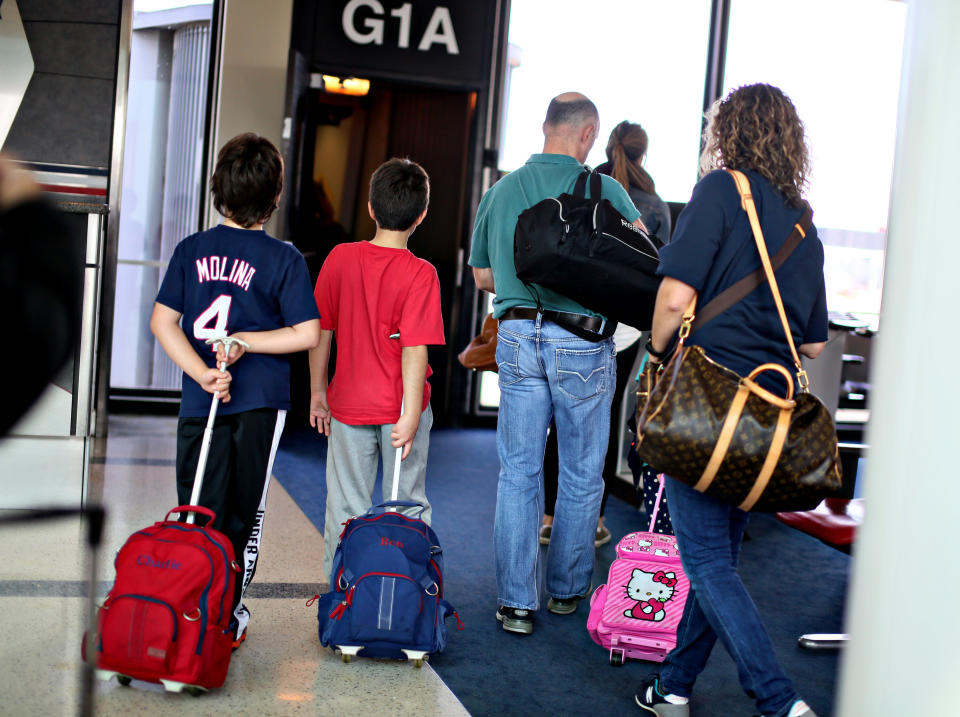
[151,133,321,647]
[309,158,445,581]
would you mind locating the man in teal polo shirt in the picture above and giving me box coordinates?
[469,92,642,635]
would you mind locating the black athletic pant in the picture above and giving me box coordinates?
[544,340,641,518]
[176,407,284,634]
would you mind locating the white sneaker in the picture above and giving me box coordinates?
[787,701,817,717]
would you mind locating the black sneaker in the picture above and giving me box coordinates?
[634,675,690,716]
[496,605,534,634]
[547,585,592,615]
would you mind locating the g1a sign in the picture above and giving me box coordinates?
[299,0,500,89]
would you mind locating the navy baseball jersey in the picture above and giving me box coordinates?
[156,224,320,417]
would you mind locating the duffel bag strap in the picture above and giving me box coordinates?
[572,168,602,202]
[726,169,809,391]
[572,169,590,199]
[690,203,811,336]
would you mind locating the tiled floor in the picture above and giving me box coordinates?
[0,415,470,716]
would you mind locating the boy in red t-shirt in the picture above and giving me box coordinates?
[309,157,445,580]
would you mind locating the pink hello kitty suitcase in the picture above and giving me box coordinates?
[587,475,690,666]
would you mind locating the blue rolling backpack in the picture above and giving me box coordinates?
[313,438,461,667]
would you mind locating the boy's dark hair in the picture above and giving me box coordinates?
[369,158,430,231]
[210,133,283,228]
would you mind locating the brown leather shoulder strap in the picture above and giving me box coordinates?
[690,189,812,336]
[726,170,805,374]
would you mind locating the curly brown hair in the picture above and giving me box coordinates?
[699,84,809,207]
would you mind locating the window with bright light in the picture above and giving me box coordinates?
[500,0,713,203]
[110,0,213,392]
[478,0,907,410]
[481,0,715,409]
[723,0,907,324]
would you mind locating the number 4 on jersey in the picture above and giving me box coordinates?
[194,295,232,340]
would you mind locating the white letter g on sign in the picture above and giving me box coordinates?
[342,0,385,45]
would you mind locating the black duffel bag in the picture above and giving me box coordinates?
[514,169,663,331]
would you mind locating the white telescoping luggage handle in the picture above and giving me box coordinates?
[647,474,666,533]
[185,336,249,525]
[388,398,404,509]
[388,330,403,510]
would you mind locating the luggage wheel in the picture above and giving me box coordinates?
[609,649,625,667]
[401,649,428,668]
[160,679,207,696]
[95,669,132,686]
[337,645,362,663]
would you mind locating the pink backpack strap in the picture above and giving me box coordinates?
[647,474,666,532]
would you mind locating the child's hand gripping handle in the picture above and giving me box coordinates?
[185,336,250,524]
[389,399,404,508]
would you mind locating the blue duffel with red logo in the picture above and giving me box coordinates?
[313,501,461,666]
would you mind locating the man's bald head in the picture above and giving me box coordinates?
[544,92,599,131]
[541,92,600,163]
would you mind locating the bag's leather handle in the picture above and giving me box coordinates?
[726,169,809,388]
[745,363,796,404]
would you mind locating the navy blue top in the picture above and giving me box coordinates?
[156,224,320,417]
[659,169,828,394]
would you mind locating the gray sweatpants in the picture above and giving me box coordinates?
[321,404,433,582]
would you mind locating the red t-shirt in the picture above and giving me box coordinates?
[314,241,445,425]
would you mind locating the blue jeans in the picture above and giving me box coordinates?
[659,478,799,717]
[494,317,614,609]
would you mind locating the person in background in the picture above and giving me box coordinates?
[151,133,321,649]
[309,158,445,583]
[0,156,82,436]
[633,84,825,717]
[596,120,671,242]
[541,120,672,549]
[469,92,643,635]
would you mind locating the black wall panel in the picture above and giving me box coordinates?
[2,0,123,172]
[6,75,115,168]
[17,0,121,25]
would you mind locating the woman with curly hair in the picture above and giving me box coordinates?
[596,120,672,241]
[633,84,827,717]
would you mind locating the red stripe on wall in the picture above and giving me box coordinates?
[40,184,107,197]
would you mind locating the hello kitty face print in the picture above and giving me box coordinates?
[623,568,677,621]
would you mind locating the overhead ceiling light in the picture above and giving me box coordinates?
[321,75,370,96]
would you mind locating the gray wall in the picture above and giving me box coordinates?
[2,0,122,170]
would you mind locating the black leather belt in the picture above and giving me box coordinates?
[500,307,605,334]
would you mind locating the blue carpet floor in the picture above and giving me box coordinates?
[273,424,846,717]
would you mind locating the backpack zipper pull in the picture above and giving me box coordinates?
[329,586,355,620]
